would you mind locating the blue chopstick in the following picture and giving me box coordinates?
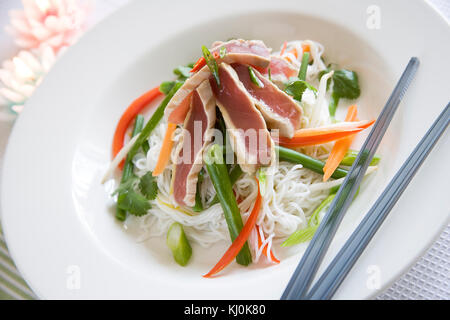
[306,102,450,300]
[281,57,420,300]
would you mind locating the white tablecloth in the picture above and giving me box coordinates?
[0,0,448,300]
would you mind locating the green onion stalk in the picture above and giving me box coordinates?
[204,144,252,266]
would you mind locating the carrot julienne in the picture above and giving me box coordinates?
[280,41,288,56]
[274,120,375,147]
[203,178,262,278]
[153,122,177,176]
[112,86,163,168]
[285,44,309,62]
[256,225,280,264]
[323,105,359,182]
[302,43,311,53]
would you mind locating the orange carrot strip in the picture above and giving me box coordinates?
[280,41,288,56]
[323,106,359,182]
[256,225,280,264]
[190,57,206,73]
[275,120,375,147]
[153,122,177,176]
[203,179,262,278]
[302,43,311,53]
[112,87,163,169]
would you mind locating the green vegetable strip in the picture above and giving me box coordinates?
[328,92,340,118]
[219,46,227,58]
[116,115,145,221]
[142,141,150,154]
[127,82,183,161]
[282,183,361,246]
[192,170,204,212]
[202,45,220,86]
[167,222,192,266]
[298,52,310,81]
[248,66,263,88]
[209,165,244,206]
[341,149,381,166]
[204,145,252,266]
[282,194,335,247]
[277,146,348,179]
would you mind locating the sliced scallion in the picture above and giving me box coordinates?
[167,222,192,266]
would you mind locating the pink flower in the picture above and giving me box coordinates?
[0,45,59,120]
[6,0,91,52]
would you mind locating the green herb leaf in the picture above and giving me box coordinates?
[284,79,317,101]
[117,189,151,217]
[332,69,360,100]
[159,81,177,95]
[248,66,264,88]
[139,172,158,200]
[319,67,361,117]
[173,66,192,80]
[201,45,220,86]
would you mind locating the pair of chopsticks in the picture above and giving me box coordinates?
[306,101,450,299]
[281,57,426,300]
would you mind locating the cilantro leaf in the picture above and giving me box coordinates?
[173,66,192,80]
[139,172,158,200]
[117,189,151,217]
[160,81,177,95]
[284,79,317,101]
[332,69,360,100]
[319,67,361,118]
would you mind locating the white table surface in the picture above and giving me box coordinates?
[0,0,448,300]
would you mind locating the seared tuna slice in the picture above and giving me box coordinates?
[231,63,302,138]
[172,80,216,207]
[210,63,274,174]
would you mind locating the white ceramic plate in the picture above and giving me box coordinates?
[1,0,449,299]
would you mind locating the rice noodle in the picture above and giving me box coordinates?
[101,133,140,184]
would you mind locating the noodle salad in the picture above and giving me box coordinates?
[102,39,379,277]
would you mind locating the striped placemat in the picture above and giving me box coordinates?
[0,224,35,299]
